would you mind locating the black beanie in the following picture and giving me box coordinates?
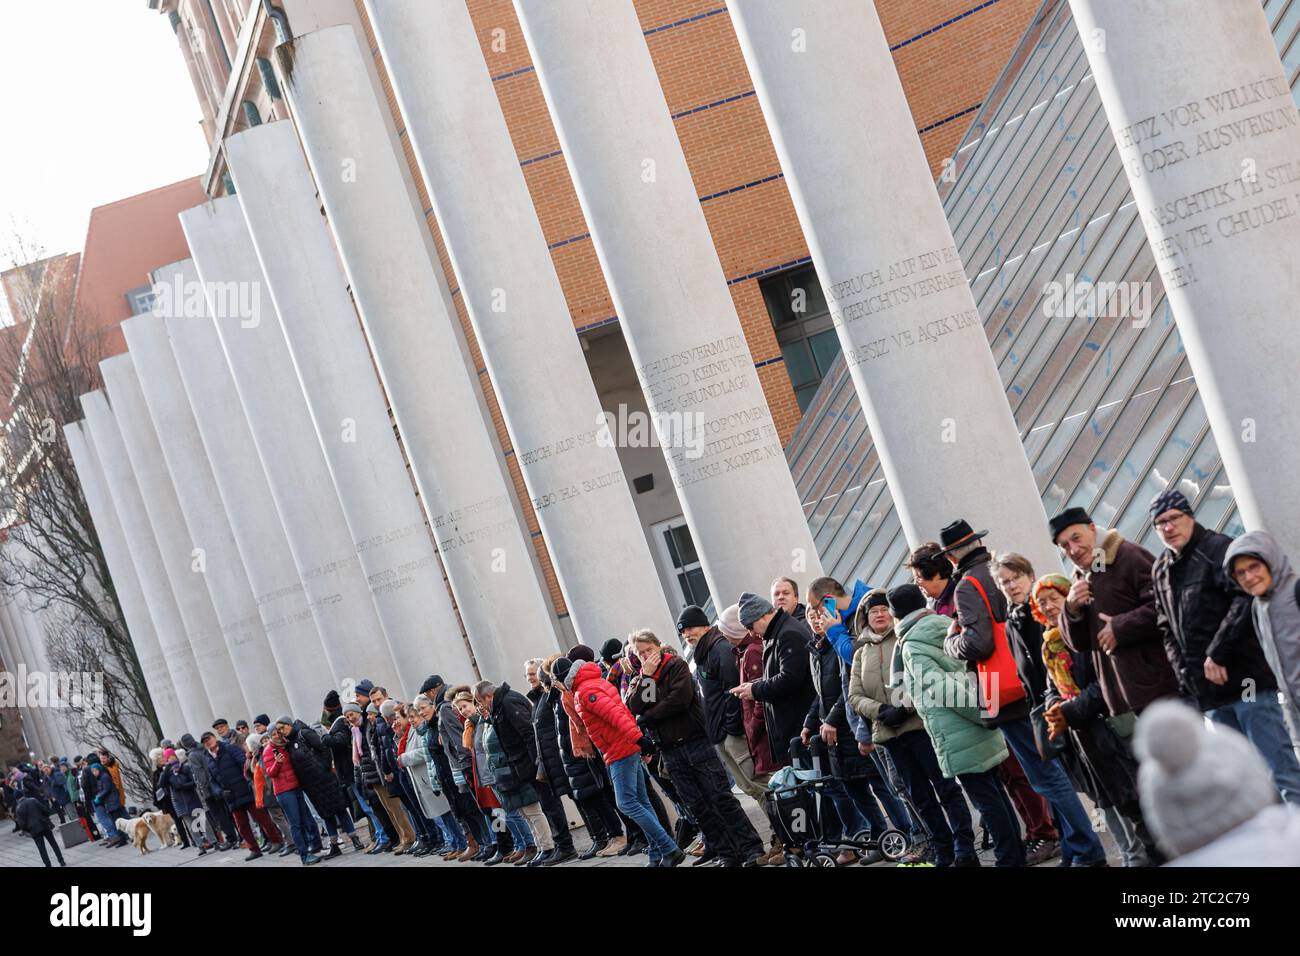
[886,584,927,620]
[865,589,889,610]
[551,656,574,687]
[675,605,710,632]
[323,690,340,710]
[253,714,270,727]
[568,644,596,663]
[599,638,624,663]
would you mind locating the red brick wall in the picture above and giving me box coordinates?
[353,0,1040,616]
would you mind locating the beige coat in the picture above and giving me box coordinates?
[847,626,926,744]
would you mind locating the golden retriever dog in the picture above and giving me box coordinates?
[116,815,153,854]
[142,811,179,848]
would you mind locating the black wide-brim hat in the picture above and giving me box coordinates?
[933,518,988,556]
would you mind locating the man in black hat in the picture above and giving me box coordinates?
[1149,490,1300,801]
[939,519,1105,867]
[1051,506,1178,717]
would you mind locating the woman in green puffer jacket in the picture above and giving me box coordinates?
[888,584,1025,866]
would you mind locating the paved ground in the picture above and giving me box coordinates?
[1,786,1125,870]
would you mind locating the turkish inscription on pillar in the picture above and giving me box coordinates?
[823,243,982,369]
[1113,69,1300,291]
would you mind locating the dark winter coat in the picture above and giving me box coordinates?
[283,720,348,817]
[435,685,473,774]
[489,683,541,790]
[151,766,177,817]
[15,796,54,835]
[373,711,403,798]
[163,761,203,817]
[482,720,539,811]
[203,741,256,810]
[179,734,216,801]
[1153,523,1276,711]
[735,633,776,774]
[625,650,707,750]
[944,546,1029,725]
[530,686,570,796]
[551,690,603,800]
[693,626,744,744]
[1061,528,1180,716]
[750,608,815,767]
[1006,600,1050,707]
[321,715,357,788]
[360,719,383,789]
[1043,631,1141,809]
[93,770,121,813]
[804,634,849,733]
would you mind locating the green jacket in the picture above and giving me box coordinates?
[895,609,1007,778]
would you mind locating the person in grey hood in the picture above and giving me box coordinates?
[1225,530,1300,750]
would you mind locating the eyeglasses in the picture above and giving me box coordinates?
[1153,514,1188,530]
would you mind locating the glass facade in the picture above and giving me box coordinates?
[784,0,1293,587]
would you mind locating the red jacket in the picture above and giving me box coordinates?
[262,743,300,795]
[735,634,777,775]
[571,662,642,764]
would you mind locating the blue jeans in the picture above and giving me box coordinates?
[437,811,466,850]
[503,808,534,849]
[277,789,313,859]
[1207,692,1300,805]
[352,783,388,846]
[608,754,677,861]
[1001,716,1105,864]
[93,804,115,840]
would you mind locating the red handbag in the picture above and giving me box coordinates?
[964,576,1027,715]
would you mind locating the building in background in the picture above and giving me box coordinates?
[152,0,1042,616]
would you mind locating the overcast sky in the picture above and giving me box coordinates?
[0,0,209,271]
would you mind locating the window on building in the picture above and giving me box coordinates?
[126,285,157,316]
[651,516,710,612]
[759,264,840,412]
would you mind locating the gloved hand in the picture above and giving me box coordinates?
[878,704,909,728]
[636,735,657,757]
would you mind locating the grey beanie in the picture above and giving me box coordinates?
[737,591,774,628]
[1135,700,1278,858]
[365,703,379,715]
[342,702,362,716]
[274,715,294,729]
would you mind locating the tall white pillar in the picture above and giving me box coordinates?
[271,28,564,675]
[223,121,478,684]
[1070,0,1300,554]
[81,391,211,731]
[97,359,249,723]
[178,198,402,694]
[514,0,823,605]
[0,600,44,758]
[0,599,54,758]
[161,273,335,720]
[66,421,183,739]
[726,0,1058,572]
[2,562,71,758]
[360,6,676,644]
[121,302,290,719]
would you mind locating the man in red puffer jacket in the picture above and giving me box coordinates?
[554,657,683,867]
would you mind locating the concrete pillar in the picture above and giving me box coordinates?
[1070,0,1300,554]
[514,0,823,605]
[2,565,70,758]
[223,121,478,685]
[0,599,43,759]
[161,270,336,720]
[95,360,249,724]
[0,599,53,759]
[360,5,676,645]
[725,1,1058,572]
[81,391,211,731]
[121,301,291,719]
[178,197,402,694]
[14,590,77,758]
[271,28,564,676]
[66,421,184,739]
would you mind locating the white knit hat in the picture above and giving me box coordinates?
[718,603,747,641]
[1135,700,1278,858]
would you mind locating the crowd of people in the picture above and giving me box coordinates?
[7,491,1300,868]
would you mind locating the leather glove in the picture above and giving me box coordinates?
[879,704,909,728]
